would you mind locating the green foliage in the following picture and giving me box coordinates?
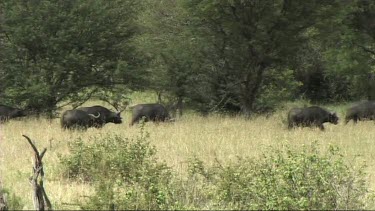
[60,129,371,210]
[316,0,375,101]
[135,0,375,113]
[136,0,206,115]
[1,0,375,115]
[256,68,302,113]
[0,0,143,114]
[178,0,339,114]
[59,127,175,210]
[181,141,372,210]
[210,142,369,210]
[92,86,132,111]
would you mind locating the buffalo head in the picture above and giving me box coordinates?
[109,112,122,124]
[329,112,339,125]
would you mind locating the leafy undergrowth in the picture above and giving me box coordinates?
[59,126,373,210]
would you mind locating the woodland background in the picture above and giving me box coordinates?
[1,0,375,116]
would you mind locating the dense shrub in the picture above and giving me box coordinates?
[210,142,370,210]
[60,129,371,210]
[60,126,175,210]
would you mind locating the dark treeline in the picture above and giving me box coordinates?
[0,0,374,116]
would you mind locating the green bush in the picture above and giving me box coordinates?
[60,126,175,210]
[211,142,370,210]
[60,129,372,210]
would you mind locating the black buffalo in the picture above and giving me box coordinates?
[345,101,375,124]
[130,103,170,126]
[77,105,122,127]
[287,106,339,131]
[60,109,101,130]
[0,105,26,122]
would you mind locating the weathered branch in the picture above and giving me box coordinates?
[97,96,129,112]
[23,135,52,211]
[57,87,99,110]
[208,77,253,113]
[356,44,375,56]
[23,135,39,158]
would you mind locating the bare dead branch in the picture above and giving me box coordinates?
[23,135,39,157]
[40,149,47,160]
[22,135,52,211]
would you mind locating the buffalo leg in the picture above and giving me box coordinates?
[129,116,146,126]
[129,118,138,126]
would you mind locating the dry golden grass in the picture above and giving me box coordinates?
[1,108,375,209]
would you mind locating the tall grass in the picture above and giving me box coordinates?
[0,104,375,209]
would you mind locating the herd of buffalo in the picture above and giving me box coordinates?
[60,103,171,129]
[0,103,171,129]
[287,101,375,130]
[0,101,375,131]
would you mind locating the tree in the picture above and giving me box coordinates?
[347,0,375,100]
[182,0,336,115]
[317,0,375,101]
[0,0,143,115]
[136,0,209,116]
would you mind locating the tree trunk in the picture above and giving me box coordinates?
[156,91,163,104]
[368,73,375,101]
[176,96,183,117]
[45,96,57,119]
[240,65,265,117]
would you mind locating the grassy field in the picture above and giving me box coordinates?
[1,100,375,209]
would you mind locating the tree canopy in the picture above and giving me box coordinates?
[0,0,374,116]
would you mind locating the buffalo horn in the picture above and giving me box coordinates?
[88,112,100,118]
